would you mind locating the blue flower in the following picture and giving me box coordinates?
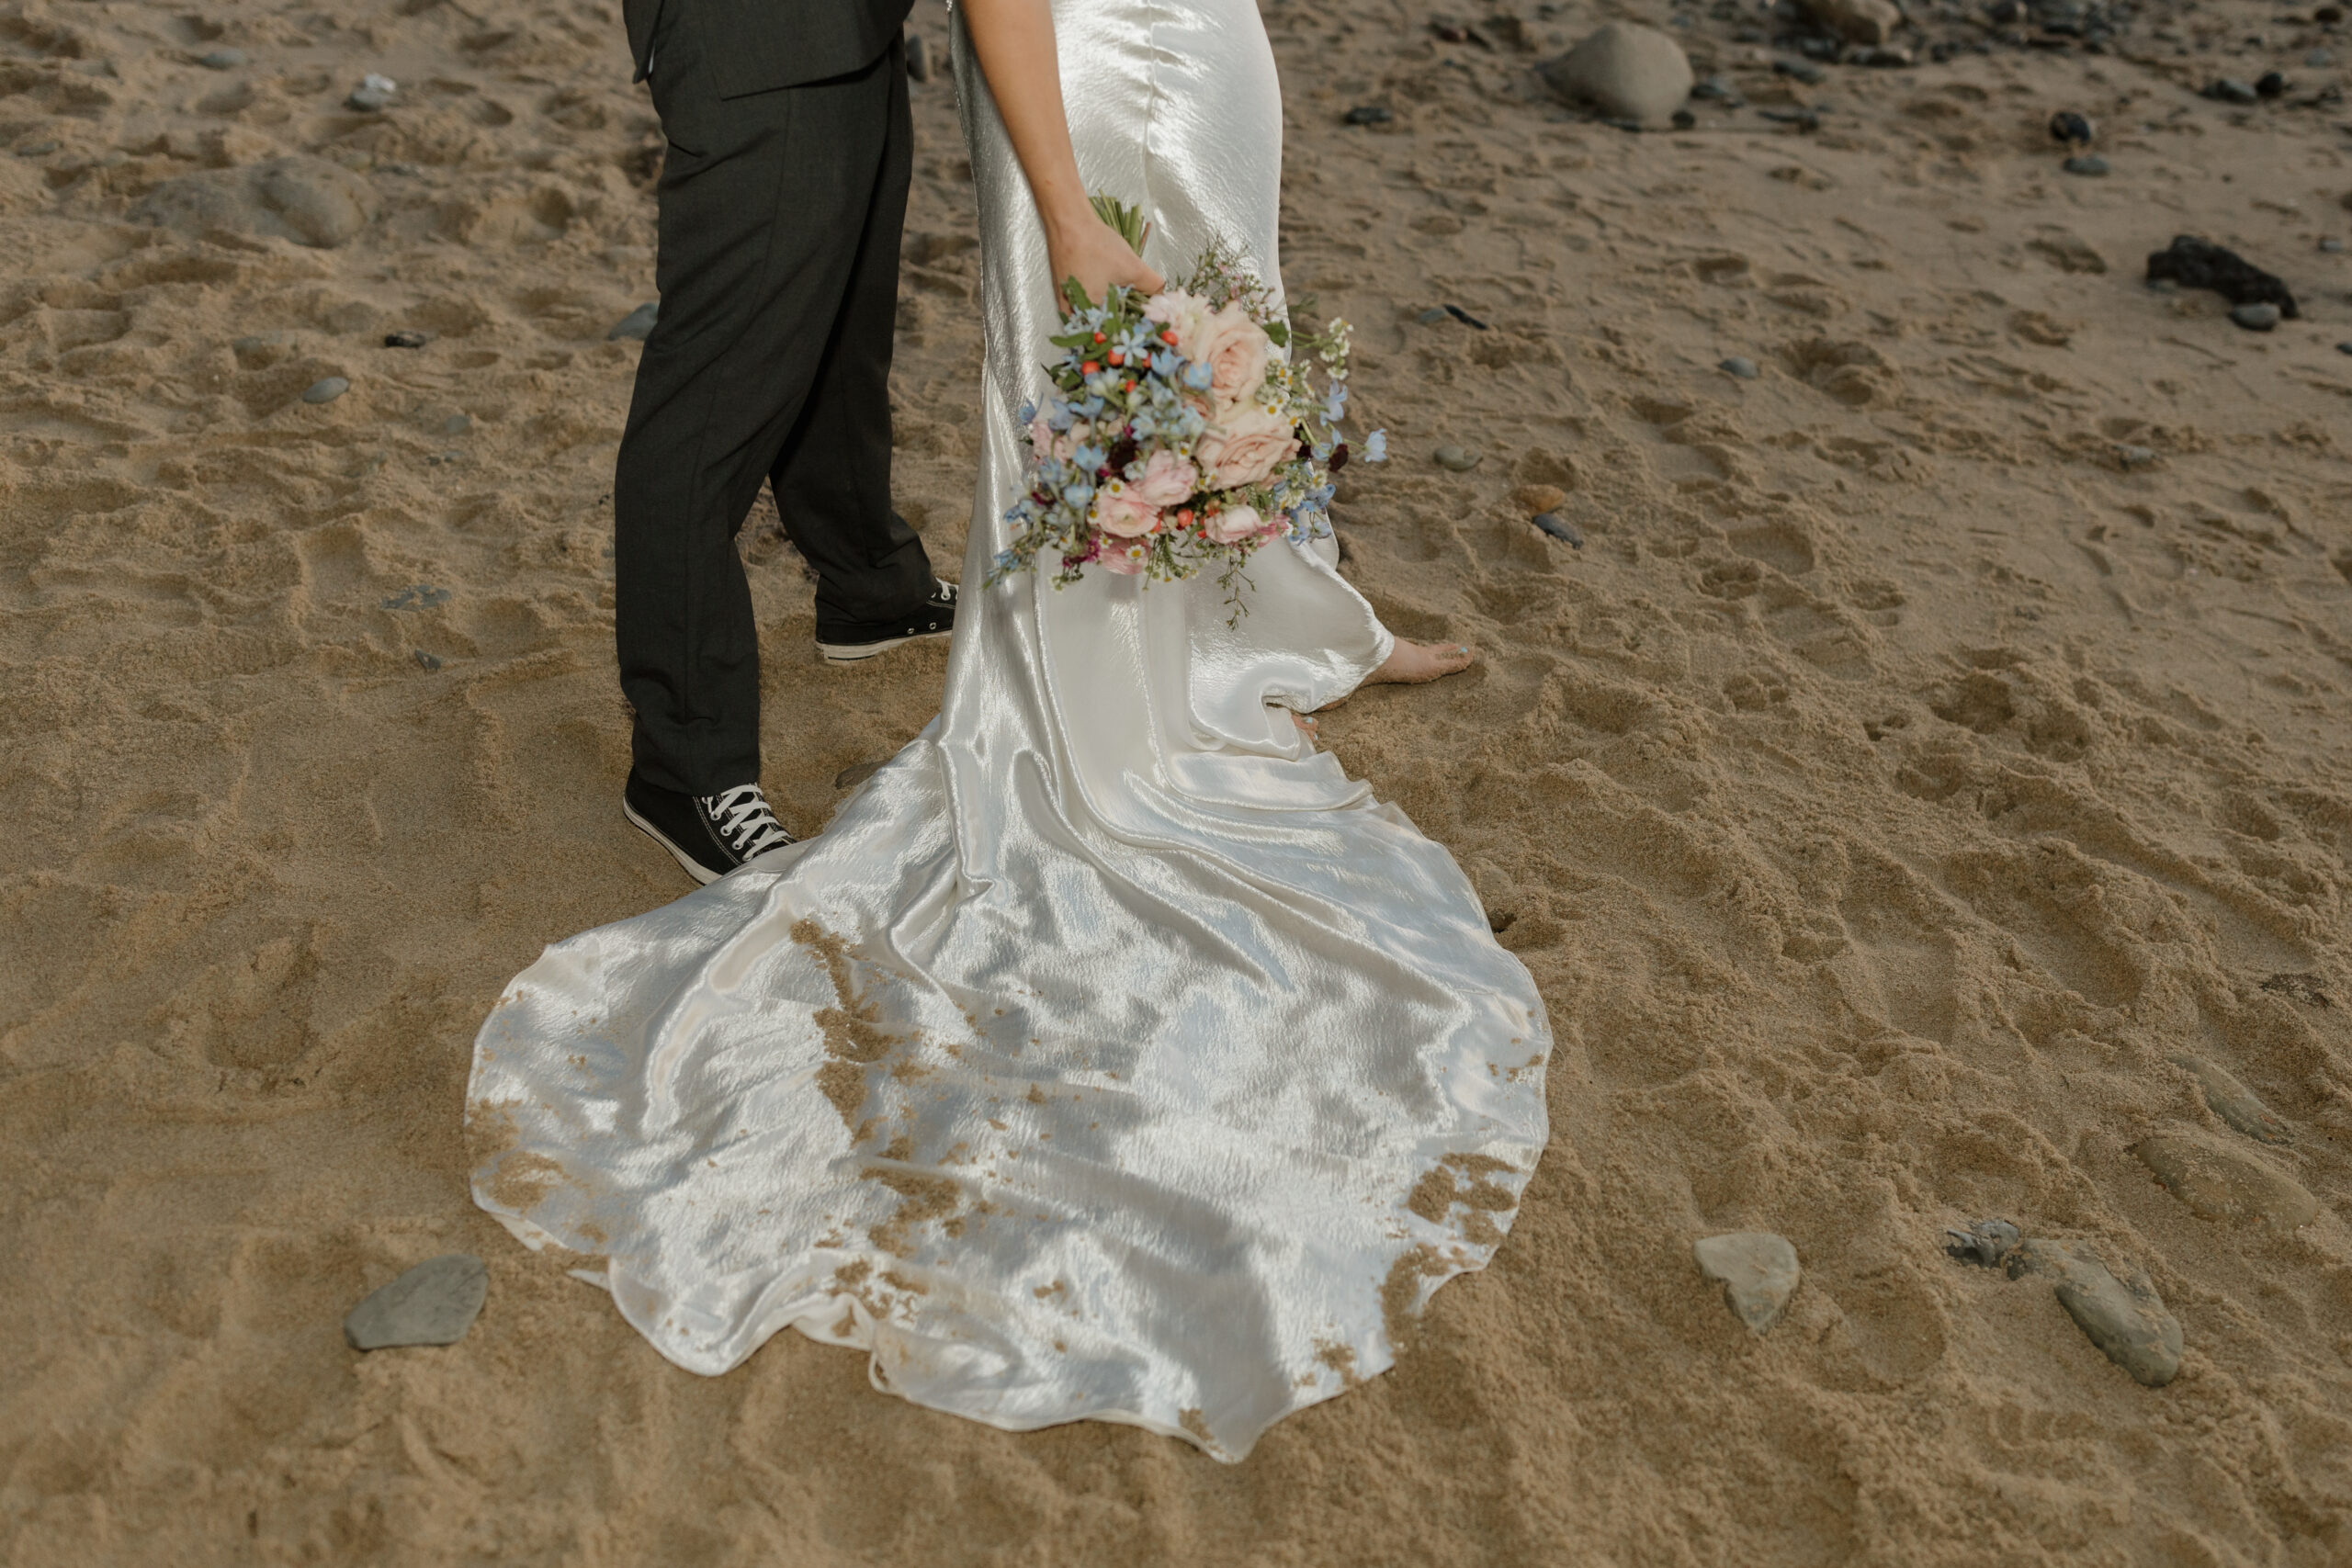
[1071,443,1106,471]
[1016,400,1037,426]
[1182,362,1215,392]
[1362,429,1387,463]
[1061,480,1096,507]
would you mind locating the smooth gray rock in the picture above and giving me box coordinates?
[1532,512,1584,547]
[2063,154,2110,176]
[2116,444,2156,468]
[302,377,349,405]
[198,48,248,70]
[348,73,397,113]
[1719,355,1760,379]
[1693,1232,1800,1335]
[2008,1239,2180,1387]
[2231,303,2281,332]
[1541,23,1695,124]
[1431,445,1482,472]
[608,301,660,341]
[130,154,378,248]
[345,1254,486,1349]
[2169,1055,2290,1144]
[443,412,473,436]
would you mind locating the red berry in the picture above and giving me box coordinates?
[1082,361,1100,374]
[1092,332,1106,343]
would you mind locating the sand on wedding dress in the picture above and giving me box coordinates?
[4,0,2350,1562]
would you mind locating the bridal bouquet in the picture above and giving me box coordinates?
[987,202,1385,615]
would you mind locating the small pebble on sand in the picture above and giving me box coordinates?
[1693,1233,1800,1336]
[302,377,349,404]
[2231,303,2280,332]
[1343,105,1393,126]
[2062,153,2109,176]
[1719,355,1759,379]
[608,301,660,341]
[384,330,431,349]
[1532,513,1583,547]
[1432,445,1481,471]
[2007,1239,2181,1388]
[198,48,247,70]
[348,73,397,112]
[345,1254,485,1349]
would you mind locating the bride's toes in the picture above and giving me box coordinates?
[1368,637,1476,684]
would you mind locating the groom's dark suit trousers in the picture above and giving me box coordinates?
[616,0,930,797]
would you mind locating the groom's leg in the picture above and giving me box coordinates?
[613,45,898,796]
[769,38,934,628]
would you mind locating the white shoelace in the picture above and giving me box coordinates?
[706,784,794,860]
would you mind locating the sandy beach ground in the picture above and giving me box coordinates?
[5,0,2352,1562]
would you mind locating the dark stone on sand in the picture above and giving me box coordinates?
[2256,71,2288,98]
[443,412,473,435]
[1720,355,1759,378]
[2231,303,2280,331]
[2146,237,2297,318]
[608,301,659,341]
[302,377,349,405]
[1690,74,1736,100]
[345,1254,485,1349]
[1774,59,1828,85]
[1343,105,1393,126]
[1532,513,1583,547]
[413,649,443,671]
[2203,77,2258,104]
[1442,303,1489,330]
[198,48,247,70]
[2063,154,2109,176]
[2049,111,2094,146]
[384,329,432,348]
[905,31,932,83]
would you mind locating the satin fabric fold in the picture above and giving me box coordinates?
[468,0,1551,1460]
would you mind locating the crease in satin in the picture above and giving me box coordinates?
[466,0,1551,1461]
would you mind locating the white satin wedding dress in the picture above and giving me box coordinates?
[468,0,1551,1461]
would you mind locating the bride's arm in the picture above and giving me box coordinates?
[959,0,1165,300]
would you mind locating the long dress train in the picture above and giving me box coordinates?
[467,0,1552,1461]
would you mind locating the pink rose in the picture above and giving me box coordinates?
[1099,538,1149,575]
[1093,489,1160,538]
[1194,405,1297,490]
[1029,412,1053,461]
[1203,503,1261,545]
[1129,448,1199,507]
[1052,419,1091,464]
[1143,289,1216,360]
[1197,303,1272,413]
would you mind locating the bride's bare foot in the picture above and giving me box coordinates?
[1364,637,1475,685]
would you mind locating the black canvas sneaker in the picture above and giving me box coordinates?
[816,579,957,664]
[622,769,797,886]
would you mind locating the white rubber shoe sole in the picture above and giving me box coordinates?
[621,795,724,886]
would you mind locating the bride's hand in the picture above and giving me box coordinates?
[1046,211,1164,305]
